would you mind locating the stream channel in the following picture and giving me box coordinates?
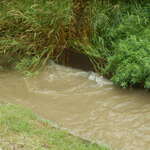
[0,63,150,150]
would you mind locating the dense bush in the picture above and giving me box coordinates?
[105,35,150,88]
[103,2,150,88]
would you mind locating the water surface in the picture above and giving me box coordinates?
[0,64,150,150]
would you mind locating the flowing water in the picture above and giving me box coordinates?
[0,63,150,150]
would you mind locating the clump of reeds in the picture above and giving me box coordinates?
[0,0,73,74]
[0,0,119,74]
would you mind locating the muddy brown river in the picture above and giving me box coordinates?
[0,63,150,150]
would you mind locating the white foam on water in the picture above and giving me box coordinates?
[88,72,112,86]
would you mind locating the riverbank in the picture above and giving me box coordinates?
[0,103,109,150]
[0,0,150,89]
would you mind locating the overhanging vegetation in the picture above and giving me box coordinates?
[0,0,150,88]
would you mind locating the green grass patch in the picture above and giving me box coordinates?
[0,103,109,150]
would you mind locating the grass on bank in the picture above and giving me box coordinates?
[0,103,109,150]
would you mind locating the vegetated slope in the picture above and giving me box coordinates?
[0,103,108,150]
[0,0,150,89]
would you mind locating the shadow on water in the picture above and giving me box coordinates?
[57,49,95,72]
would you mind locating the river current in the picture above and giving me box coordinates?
[0,63,150,150]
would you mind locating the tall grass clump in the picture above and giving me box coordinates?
[0,0,73,74]
[69,0,114,71]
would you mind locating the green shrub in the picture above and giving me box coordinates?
[105,35,150,88]
[103,2,150,89]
